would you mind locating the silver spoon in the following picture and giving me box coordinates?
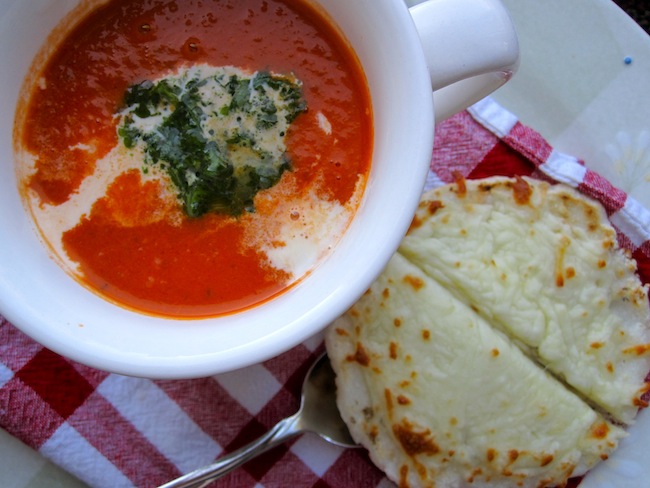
[158,352,358,488]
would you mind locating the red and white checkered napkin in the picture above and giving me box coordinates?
[1,97,649,488]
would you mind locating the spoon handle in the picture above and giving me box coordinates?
[158,413,302,488]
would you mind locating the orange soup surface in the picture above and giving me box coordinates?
[16,0,372,318]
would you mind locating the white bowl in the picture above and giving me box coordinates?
[0,0,517,378]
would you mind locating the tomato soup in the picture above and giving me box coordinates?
[15,0,372,318]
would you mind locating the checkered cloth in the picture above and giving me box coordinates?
[1,97,649,488]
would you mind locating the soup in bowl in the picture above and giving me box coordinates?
[14,0,373,319]
[0,0,518,378]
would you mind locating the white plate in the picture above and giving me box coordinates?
[2,0,649,486]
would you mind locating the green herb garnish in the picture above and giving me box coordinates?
[118,68,307,217]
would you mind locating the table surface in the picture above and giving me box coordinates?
[1,1,648,488]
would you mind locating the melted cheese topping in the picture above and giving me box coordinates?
[326,177,650,488]
[401,177,650,424]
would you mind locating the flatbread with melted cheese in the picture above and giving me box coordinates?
[325,176,650,488]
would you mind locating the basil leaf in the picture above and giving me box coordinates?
[117,68,307,218]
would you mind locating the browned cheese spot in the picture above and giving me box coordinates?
[389,341,398,359]
[509,449,519,462]
[452,170,467,197]
[487,448,497,462]
[623,343,650,356]
[491,348,500,357]
[467,467,483,483]
[422,329,431,340]
[385,388,394,420]
[540,454,554,467]
[393,418,441,457]
[394,317,403,328]
[606,361,614,373]
[590,422,610,439]
[403,275,425,291]
[479,183,494,192]
[590,342,605,349]
[555,236,571,287]
[399,465,410,488]
[415,461,428,480]
[408,215,423,233]
[427,200,444,215]
[346,342,371,366]
[584,205,601,233]
[369,424,379,443]
[565,267,576,279]
[598,260,607,269]
[334,327,349,336]
[397,395,411,405]
[382,288,390,299]
[512,176,532,205]
[556,271,565,288]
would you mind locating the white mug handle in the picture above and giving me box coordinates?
[409,0,519,123]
